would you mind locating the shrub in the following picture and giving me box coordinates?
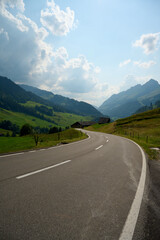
[20,124,33,136]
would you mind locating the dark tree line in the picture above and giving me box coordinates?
[49,126,62,134]
[0,120,19,133]
[35,105,53,116]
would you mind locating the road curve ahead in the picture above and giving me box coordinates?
[0,130,147,240]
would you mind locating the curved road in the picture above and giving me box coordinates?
[0,130,147,240]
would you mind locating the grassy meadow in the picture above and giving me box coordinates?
[0,106,92,129]
[86,108,160,160]
[0,129,87,154]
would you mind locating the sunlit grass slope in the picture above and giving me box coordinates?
[0,106,92,129]
[86,108,160,159]
[0,129,87,154]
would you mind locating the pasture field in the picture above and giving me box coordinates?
[0,129,87,154]
[86,108,160,159]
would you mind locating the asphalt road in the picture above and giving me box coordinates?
[0,130,147,240]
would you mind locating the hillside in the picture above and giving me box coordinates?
[99,79,160,119]
[0,76,93,129]
[0,76,69,114]
[20,84,103,117]
[86,108,160,159]
[135,100,160,114]
[0,107,92,129]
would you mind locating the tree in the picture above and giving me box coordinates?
[12,131,16,137]
[20,124,33,136]
[49,126,59,134]
[33,134,39,146]
[58,127,62,132]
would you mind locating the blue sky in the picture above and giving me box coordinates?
[0,0,160,106]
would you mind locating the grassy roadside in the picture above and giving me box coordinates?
[0,129,87,154]
[86,108,160,160]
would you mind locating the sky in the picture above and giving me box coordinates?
[0,0,160,106]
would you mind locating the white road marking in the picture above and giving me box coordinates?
[48,147,55,150]
[119,140,147,240]
[106,140,109,143]
[29,150,36,153]
[0,152,24,158]
[95,145,103,150]
[16,160,71,179]
[39,149,45,151]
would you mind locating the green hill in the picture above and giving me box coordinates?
[86,108,160,159]
[0,76,93,131]
[20,84,103,117]
[0,76,72,114]
[0,107,92,130]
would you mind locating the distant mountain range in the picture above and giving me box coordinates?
[99,79,160,119]
[0,76,103,118]
[20,84,103,117]
[1,76,159,124]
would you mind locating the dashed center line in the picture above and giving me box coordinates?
[95,145,103,150]
[16,160,71,180]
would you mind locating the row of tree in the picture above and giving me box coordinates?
[0,120,70,136]
[20,124,65,136]
[0,120,20,134]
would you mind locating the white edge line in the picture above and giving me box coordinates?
[119,139,147,240]
[95,145,103,150]
[0,152,24,158]
[16,160,71,180]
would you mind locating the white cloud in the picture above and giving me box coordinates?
[40,0,76,36]
[133,33,160,54]
[0,0,25,12]
[48,53,100,94]
[0,27,9,40]
[119,59,131,67]
[0,1,28,32]
[53,82,119,107]
[120,75,153,91]
[0,2,101,102]
[134,60,156,69]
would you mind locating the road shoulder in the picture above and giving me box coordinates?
[144,159,160,239]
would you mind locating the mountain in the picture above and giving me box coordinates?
[20,84,103,117]
[0,76,101,129]
[99,79,160,119]
[0,76,70,114]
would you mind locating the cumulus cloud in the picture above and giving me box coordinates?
[0,1,100,102]
[45,51,100,94]
[0,0,28,32]
[119,59,131,67]
[133,33,160,54]
[134,60,156,69]
[40,0,76,36]
[0,0,25,12]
